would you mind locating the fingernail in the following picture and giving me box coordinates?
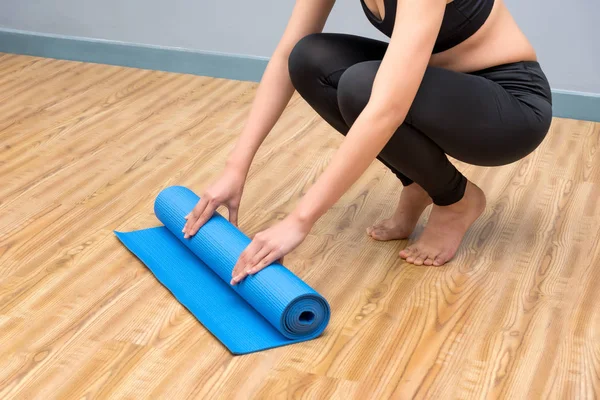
[245,269,252,275]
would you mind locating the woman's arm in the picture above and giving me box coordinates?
[226,0,336,177]
[229,0,451,284]
[291,0,447,225]
[183,1,336,237]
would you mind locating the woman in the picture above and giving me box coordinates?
[182,0,553,284]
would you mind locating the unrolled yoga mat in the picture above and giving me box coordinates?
[115,186,330,355]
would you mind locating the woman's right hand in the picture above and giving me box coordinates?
[182,166,246,238]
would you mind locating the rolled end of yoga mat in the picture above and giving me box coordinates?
[281,294,330,339]
[115,185,330,354]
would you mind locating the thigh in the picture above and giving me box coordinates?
[407,66,551,166]
[288,33,388,88]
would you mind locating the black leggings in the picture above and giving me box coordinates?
[288,33,553,206]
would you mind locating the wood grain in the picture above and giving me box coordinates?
[1,54,599,399]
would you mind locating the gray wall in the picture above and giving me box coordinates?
[0,0,598,93]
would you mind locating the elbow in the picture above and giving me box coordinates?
[362,99,409,132]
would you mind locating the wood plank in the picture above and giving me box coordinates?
[1,53,599,398]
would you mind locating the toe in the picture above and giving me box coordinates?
[406,247,420,263]
[372,227,386,239]
[423,256,434,266]
[433,255,447,266]
[399,247,411,259]
[401,245,417,258]
[413,255,425,266]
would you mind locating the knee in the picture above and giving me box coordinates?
[337,63,376,126]
[288,33,330,91]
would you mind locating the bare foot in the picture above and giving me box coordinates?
[399,181,486,266]
[366,184,432,241]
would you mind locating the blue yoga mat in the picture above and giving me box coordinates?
[115,186,330,355]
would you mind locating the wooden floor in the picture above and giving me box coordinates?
[0,53,599,399]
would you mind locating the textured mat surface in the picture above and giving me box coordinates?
[115,186,330,354]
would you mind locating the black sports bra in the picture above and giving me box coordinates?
[360,0,495,53]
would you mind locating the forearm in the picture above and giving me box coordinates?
[225,1,336,177]
[226,53,296,176]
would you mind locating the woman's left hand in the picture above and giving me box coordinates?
[230,214,312,285]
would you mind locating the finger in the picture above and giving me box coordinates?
[187,196,211,229]
[231,249,256,285]
[232,233,272,284]
[232,247,254,280]
[246,245,273,274]
[231,230,268,282]
[247,249,281,275]
[184,200,206,230]
[186,200,217,238]
[183,197,208,234]
[231,239,262,281]
[188,200,217,235]
[231,251,248,283]
[231,267,251,286]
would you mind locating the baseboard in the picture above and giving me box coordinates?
[550,90,600,123]
[1,28,599,123]
[0,27,268,82]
